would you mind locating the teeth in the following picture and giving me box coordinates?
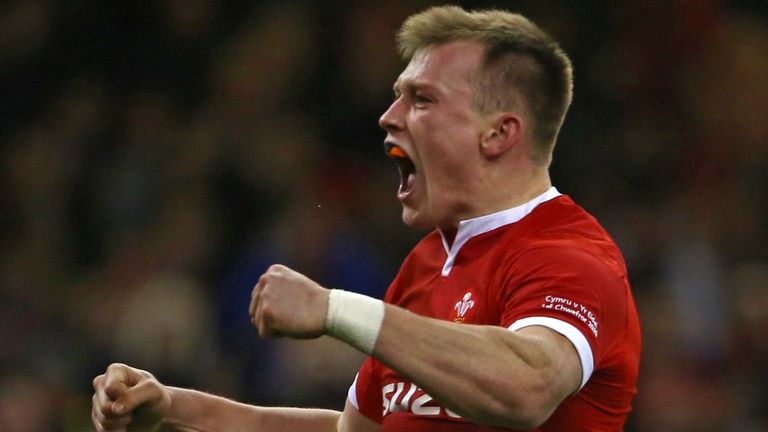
[397,159,408,190]
[405,171,415,192]
[385,143,415,194]
[395,156,415,193]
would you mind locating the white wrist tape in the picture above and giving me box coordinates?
[325,289,385,355]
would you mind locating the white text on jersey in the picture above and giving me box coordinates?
[382,382,462,418]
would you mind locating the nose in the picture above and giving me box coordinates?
[379,97,405,132]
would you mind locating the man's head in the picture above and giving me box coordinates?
[397,6,573,164]
[380,6,572,230]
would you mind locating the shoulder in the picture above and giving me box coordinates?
[502,195,627,275]
[492,200,630,307]
[531,195,614,240]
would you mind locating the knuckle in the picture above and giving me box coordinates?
[143,377,161,392]
[106,363,126,374]
[262,307,275,323]
[260,287,273,302]
[92,404,105,423]
[258,318,274,336]
[259,274,271,287]
[137,368,153,380]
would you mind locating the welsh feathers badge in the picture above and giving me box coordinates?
[451,291,476,323]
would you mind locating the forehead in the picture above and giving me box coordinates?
[395,41,485,93]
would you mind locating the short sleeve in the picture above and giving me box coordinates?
[500,246,622,389]
[347,357,383,423]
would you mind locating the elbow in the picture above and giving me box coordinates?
[510,367,563,428]
[506,398,556,430]
[497,392,555,429]
[466,371,560,429]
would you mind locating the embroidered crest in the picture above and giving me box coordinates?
[452,292,476,323]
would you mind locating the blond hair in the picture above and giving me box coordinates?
[398,6,573,164]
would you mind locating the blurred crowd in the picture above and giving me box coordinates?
[0,1,766,431]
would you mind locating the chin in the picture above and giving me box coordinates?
[401,208,434,230]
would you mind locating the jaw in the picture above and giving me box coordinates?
[400,193,463,231]
[385,143,469,230]
[400,205,429,229]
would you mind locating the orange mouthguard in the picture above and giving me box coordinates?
[388,146,407,158]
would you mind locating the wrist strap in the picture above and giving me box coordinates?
[325,290,385,354]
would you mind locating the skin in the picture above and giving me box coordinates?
[91,41,581,431]
[379,41,549,230]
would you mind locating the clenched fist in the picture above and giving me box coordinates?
[91,363,171,431]
[249,264,330,338]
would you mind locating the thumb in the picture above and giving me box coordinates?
[113,379,168,416]
[103,363,144,401]
[104,381,129,402]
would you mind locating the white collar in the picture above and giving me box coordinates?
[438,187,561,276]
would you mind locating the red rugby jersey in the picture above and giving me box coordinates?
[348,188,641,431]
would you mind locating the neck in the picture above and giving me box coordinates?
[487,170,552,214]
[437,178,556,250]
[441,166,551,231]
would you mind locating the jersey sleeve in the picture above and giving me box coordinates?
[347,357,383,423]
[499,245,624,389]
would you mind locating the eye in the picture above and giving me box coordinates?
[413,93,432,107]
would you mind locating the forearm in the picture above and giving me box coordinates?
[371,306,562,428]
[163,387,341,432]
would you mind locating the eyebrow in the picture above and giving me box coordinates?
[392,80,439,96]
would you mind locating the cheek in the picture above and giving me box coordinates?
[420,155,476,208]
[412,113,480,185]
[424,136,477,180]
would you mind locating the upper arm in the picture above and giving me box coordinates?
[501,246,620,391]
[338,400,381,432]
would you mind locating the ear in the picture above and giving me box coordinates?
[480,113,523,159]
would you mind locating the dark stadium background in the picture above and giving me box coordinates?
[1,1,767,430]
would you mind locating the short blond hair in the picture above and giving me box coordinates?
[397,6,573,164]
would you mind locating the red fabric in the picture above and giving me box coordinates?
[353,195,641,431]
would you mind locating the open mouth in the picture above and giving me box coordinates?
[385,142,416,197]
